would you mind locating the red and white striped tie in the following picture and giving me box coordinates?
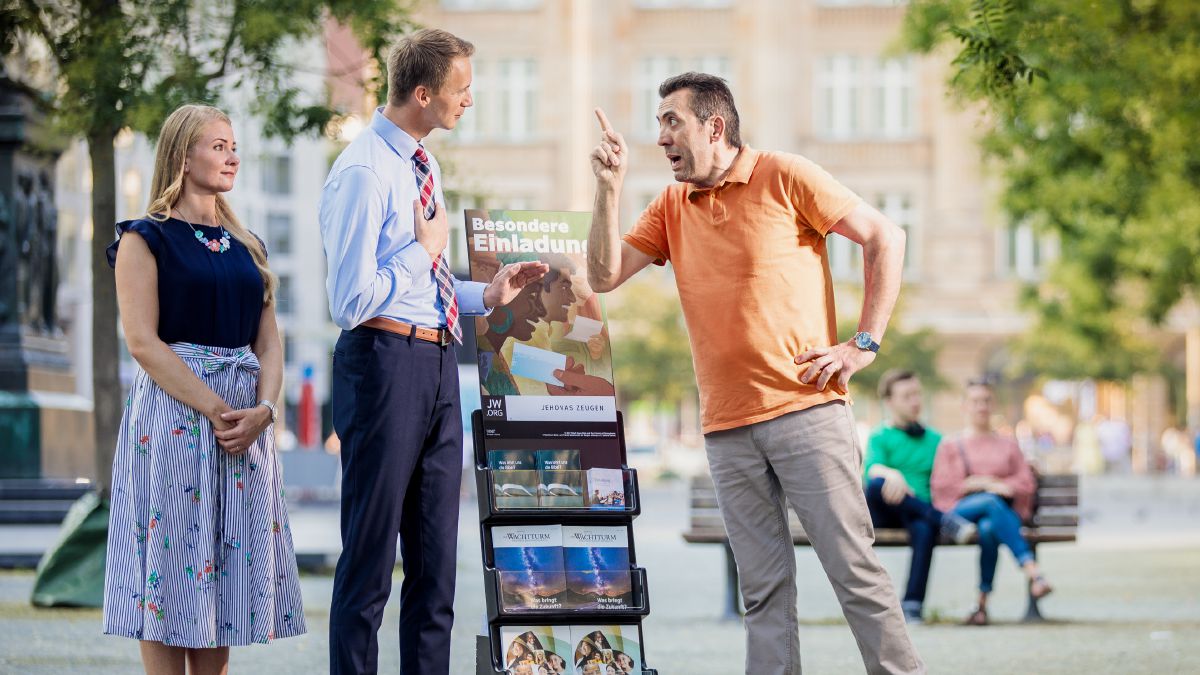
[412,146,461,344]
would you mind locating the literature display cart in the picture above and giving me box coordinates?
[471,411,657,675]
[464,208,656,674]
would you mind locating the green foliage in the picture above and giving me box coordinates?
[607,272,697,407]
[3,0,412,141]
[1,0,411,489]
[837,318,946,402]
[946,0,1046,97]
[903,0,1200,379]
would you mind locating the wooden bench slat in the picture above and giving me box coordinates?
[685,473,1080,547]
[1032,514,1079,527]
[1034,494,1079,507]
[1035,475,1079,488]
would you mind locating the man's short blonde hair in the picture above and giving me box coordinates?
[387,28,475,105]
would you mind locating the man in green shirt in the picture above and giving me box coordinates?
[865,370,975,623]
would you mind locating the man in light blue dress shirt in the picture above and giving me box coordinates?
[319,29,546,675]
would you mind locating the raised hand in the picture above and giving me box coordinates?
[484,261,550,308]
[590,108,629,188]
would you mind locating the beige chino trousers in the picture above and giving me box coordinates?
[704,401,926,675]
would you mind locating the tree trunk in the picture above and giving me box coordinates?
[89,129,120,496]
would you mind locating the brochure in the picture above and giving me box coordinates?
[489,449,539,509]
[585,468,625,510]
[492,525,567,612]
[500,625,573,675]
[571,625,642,675]
[563,526,634,611]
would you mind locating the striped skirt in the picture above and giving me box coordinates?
[102,343,306,647]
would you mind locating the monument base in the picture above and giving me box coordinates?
[0,330,95,480]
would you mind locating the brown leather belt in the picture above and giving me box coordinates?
[361,317,453,346]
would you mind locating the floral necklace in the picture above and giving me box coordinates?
[174,208,231,253]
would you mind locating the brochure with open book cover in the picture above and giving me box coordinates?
[571,625,642,674]
[466,209,621,453]
[500,625,573,675]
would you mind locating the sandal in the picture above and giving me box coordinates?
[963,606,989,626]
[1030,575,1054,599]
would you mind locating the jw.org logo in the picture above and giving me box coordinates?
[485,397,505,418]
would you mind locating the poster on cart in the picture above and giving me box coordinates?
[466,209,622,465]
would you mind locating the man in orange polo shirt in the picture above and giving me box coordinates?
[586,73,923,674]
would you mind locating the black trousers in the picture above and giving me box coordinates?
[329,327,462,675]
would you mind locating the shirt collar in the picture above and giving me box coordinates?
[685,145,758,200]
[369,106,422,160]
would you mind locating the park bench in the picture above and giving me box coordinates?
[682,472,1079,622]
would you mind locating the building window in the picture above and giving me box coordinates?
[635,55,732,140]
[276,273,293,315]
[816,55,861,140]
[442,0,541,9]
[282,335,296,368]
[455,61,485,143]
[827,233,860,282]
[874,192,915,273]
[816,55,915,140]
[872,57,915,139]
[262,154,292,195]
[1003,221,1056,281]
[265,212,292,256]
[445,191,483,270]
[634,0,732,7]
[497,58,538,141]
[817,0,906,6]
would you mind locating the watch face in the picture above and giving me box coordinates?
[855,332,872,349]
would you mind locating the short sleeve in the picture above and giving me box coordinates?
[250,232,268,259]
[622,189,672,265]
[785,155,861,236]
[106,218,165,268]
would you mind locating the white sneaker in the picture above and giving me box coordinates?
[941,513,977,545]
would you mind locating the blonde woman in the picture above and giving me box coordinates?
[102,104,305,673]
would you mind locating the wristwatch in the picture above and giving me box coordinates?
[258,399,278,424]
[852,331,881,353]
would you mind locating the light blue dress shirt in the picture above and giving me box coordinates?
[319,107,488,331]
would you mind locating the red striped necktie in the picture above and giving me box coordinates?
[411,146,461,344]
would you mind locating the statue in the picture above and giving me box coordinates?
[0,191,13,327]
[13,173,36,329]
[36,170,59,333]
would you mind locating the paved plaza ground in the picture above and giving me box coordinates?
[2,474,1199,673]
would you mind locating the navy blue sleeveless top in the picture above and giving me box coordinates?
[106,216,266,348]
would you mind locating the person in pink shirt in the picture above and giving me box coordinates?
[931,379,1054,625]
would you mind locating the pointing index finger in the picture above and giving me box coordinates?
[594,107,614,134]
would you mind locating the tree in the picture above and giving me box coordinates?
[1,0,410,493]
[903,0,1200,379]
[607,272,697,410]
[837,318,946,403]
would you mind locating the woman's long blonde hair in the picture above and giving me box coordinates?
[146,104,276,306]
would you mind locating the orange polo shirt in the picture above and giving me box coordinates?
[624,146,861,434]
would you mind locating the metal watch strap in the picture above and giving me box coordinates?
[258,399,278,423]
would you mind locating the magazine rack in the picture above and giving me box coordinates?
[473,409,659,675]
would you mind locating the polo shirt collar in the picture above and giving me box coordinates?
[369,106,422,160]
[686,145,758,200]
